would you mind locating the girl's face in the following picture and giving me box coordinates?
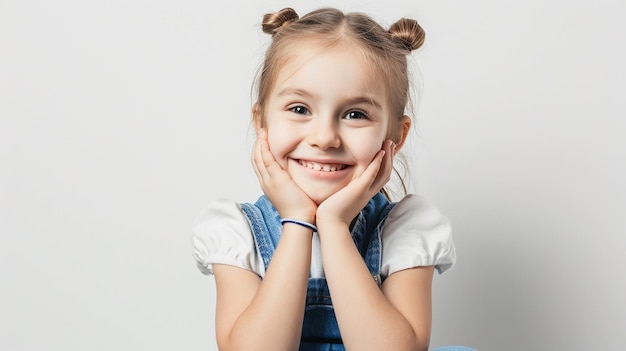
[258,44,394,205]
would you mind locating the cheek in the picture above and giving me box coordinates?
[363,144,384,162]
[266,126,294,165]
[351,136,385,165]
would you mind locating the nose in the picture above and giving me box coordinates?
[306,117,341,150]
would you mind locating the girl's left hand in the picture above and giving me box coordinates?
[316,140,395,227]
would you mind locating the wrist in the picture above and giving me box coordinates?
[315,217,350,232]
[315,207,353,228]
[279,211,315,225]
[280,218,317,232]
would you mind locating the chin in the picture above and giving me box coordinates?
[310,195,329,205]
[295,179,349,206]
[304,188,340,205]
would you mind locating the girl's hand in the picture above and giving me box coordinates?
[316,140,395,227]
[252,129,318,223]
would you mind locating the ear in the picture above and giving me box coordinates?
[252,103,264,132]
[393,115,412,153]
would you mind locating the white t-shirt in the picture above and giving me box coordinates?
[192,194,456,279]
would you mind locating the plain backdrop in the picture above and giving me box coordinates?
[1,0,625,350]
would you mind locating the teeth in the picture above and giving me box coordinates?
[299,160,345,172]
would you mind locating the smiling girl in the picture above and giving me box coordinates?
[193,7,457,351]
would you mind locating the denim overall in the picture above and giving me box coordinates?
[240,193,396,351]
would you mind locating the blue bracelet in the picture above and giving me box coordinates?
[280,218,317,232]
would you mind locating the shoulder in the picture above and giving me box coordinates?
[191,199,262,276]
[381,194,456,275]
[387,194,447,227]
[192,199,250,236]
[193,198,246,226]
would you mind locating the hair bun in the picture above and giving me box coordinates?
[388,18,425,52]
[262,8,299,35]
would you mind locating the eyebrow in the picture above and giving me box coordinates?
[276,88,313,99]
[276,88,383,110]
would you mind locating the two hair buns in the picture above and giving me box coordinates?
[262,7,425,52]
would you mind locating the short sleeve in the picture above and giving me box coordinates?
[381,194,456,276]
[191,199,264,277]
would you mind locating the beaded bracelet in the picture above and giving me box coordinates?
[280,218,317,232]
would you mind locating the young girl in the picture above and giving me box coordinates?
[193,7,458,351]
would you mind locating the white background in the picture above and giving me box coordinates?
[1,0,625,350]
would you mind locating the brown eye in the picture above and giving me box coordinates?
[344,110,368,120]
[290,105,309,115]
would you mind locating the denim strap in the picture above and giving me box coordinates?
[239,196,282,270]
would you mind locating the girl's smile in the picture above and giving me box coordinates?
[292,158,352,181]
[259,43,391,204]
[296,159,348,173]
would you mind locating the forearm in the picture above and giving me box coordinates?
[318,223,427,351]
[222,225,312,351]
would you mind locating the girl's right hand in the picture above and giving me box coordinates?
[252,129,318,223]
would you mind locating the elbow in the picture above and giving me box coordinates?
[388,333,430,351]
[410,337,430,351]
[416,340,430,351]
[417,332,431,351]
[408,328,431,351]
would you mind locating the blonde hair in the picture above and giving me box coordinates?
[255,7,425,198]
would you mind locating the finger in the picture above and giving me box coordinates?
[362,141,393,193]
[251,143,266,186]
[358,148,386,188]
[252,130,270,180]
[373,141,395,188]
[257,131,285,177]
[378,141,395,182]
[251,134,263,176]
